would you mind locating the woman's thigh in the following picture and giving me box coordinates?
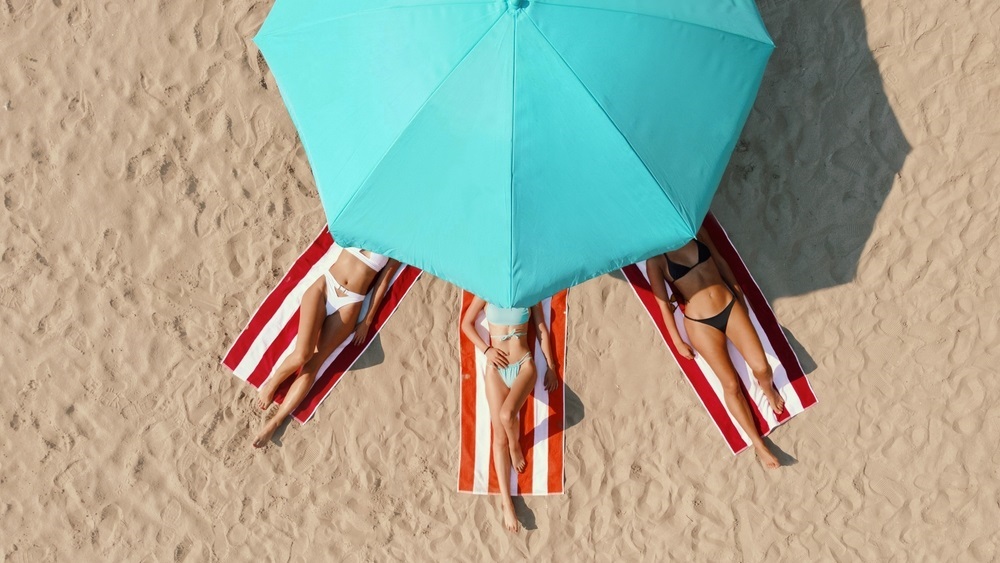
[685,318,742,388]
[502,362,537,416]
[723,301,769,373]
[484,366,511,429]
[297,280,328,353]
[311,301,363,364]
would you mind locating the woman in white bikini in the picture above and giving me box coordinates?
[252,247,400,448]
[460,298,559,533]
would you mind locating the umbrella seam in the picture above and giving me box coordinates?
[330,9,507,229]
[256,1,497,39]
[527,1,774,48]
[522,14,697,234]
[507,12,518,307]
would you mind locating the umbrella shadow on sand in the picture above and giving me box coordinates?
[713,0,910,303]
[610,0,908,374]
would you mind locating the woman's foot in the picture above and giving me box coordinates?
[754,442,780,469]
[252,419,279,448]
[256,381,278,410]
[509,442,526,473]
[759,377,785,415]
[501,498,520,533]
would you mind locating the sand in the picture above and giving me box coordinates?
[2,0,999,560]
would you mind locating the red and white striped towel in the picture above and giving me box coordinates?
[458,291,568,496]
[221,227,421,424]
[622,214,817,455]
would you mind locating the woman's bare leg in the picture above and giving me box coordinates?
[724,301,785,414]
[257,279,327,410]
[499,362,537,474]
[253,302,361,448]
[484,367,519,533]
[686,320,780,469]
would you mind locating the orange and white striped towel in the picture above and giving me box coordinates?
[622,214,817,455]
[221,227,421,424]
[458,291,568,496]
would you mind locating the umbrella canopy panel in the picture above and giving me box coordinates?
[256,0,774,307]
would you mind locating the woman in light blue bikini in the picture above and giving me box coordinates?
[461,297,559,533]
[252,247,400,448]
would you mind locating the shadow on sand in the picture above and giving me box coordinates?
[609,1,909,372]
[713,0,910,302]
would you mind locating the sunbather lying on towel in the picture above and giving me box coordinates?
[253,247,400,448]
[646,224,785,469]
[461,297,559,532]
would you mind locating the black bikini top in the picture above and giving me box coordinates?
[666,239,711,281]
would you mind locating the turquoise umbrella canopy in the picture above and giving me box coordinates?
[255,0,774,307]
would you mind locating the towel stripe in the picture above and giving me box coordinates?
[546,290,567,493]
[223,228,333,370]
[246,312,301,388]
[221,230,421,424]
[623,214,817,455]
[458,293,478,493]
[458,291,568,495]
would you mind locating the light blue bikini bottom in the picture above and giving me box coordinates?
[497,353,532,388]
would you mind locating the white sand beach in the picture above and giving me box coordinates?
[2,0,999,560]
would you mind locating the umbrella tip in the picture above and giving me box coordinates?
[506,0,526,11]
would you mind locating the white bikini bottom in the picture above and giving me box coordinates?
[323,271,365,316]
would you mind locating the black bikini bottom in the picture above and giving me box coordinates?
[685,289,737,333]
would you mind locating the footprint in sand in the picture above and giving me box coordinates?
[93,503,124,548]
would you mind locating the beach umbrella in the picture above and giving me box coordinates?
[255,0,774,307]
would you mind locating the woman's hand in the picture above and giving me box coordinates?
[544,365,559,391]
[668,293,680,313]
[352,318,372,345]
[485,347,508,369]
[673,337,695,360]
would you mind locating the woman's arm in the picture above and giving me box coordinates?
[352,259,400,344]
[532,303,559,391]
[698,225,743,302]
[647,256,695,360]
[461,296,507,368]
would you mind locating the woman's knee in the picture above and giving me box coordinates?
[720,377,742,397]
[749,359,772,378]
[499,408,516,428]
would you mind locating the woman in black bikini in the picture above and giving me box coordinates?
[646,224,785,469]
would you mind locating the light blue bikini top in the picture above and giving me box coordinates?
[485,304,530,326]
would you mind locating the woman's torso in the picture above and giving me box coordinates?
[662,240,732,319]
[329,248,388,293]
[486,305,533,359]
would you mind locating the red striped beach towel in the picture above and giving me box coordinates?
[222,227,421,424]
[622,214,817,455]
[458,291,568,496]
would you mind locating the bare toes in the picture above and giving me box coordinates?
[256,387,275,410]
[755,446,780,469]
[502,505,519,533]
[252,424,275,449]
[509,449,526,473]
[773,395,785,414]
